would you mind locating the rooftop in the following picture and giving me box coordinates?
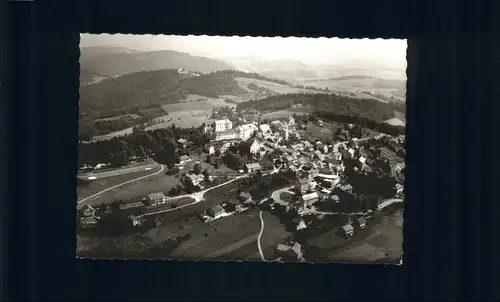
[246,163,261,169]
[148,192,167,200]
[301,192,319,201]
[342,224,354,232]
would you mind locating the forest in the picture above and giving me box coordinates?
[236,93,406,135]
[78,125,210,169]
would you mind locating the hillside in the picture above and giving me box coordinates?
[79,69,251,118]
[236,93,406,132]
[80,49,235,77]
[80,46,141,62]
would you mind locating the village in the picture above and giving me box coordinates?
[78,108,405,262]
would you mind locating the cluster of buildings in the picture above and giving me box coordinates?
[205,117,299,143]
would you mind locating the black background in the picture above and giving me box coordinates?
[3,0,500,300]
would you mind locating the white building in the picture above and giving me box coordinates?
[214,119,233,132]
[147,192,168,207]
[238,123,258,141]
[259,124,271,135]
[289,116,295,126]
[215,129,239,141]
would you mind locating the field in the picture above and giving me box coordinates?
[92,127,134,141]
[95,113,140,122]
[146,208,264,261]
[235,77,325,95]
[77,164,163,202]
[298,122,344,141]
[80,172,183,206]
[327,209,403,263]
[384,117,406,127]
[258,211,292,260]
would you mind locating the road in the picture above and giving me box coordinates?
[257,211,266,261]
[77,164,166,205]
[141,175,248,217]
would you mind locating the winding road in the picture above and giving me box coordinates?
[257,211,266,261]
[77,164,166,205]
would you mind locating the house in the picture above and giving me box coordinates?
[259,124,271,135]
[83,205,96,217]
[288,116,295,125]
[207,145,215,155]
[348,148,356,158]
[215,128,239,141]
[295,178,310,194]
[238,191,253,203]
[179,155,191,165]
[80,215,99,226]
[238,123,258,141]
[184,173,205,187]
[292,242,304,260]
[207,205,225,219]
[276,242,304,261]
[129,214,145,227]
[214,119,233,132]
[322,178,339,188]
[395,183,404,195]
[341,224,354,237]
[245,163,261,173]
[177,138,188,147]
[354,217,367,229]
[300,192,319,206]
[147,192,168,207]
[250,140,261,155]
[339,184,353,194]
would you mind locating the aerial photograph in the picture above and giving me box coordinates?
[77,34,406,263]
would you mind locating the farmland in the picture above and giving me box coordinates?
[80,173,183,206]
[327,208,403,263]
[77,164,163,202]
[235,77,325,95]
[95,113,141,122]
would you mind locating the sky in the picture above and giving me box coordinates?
[80,34,407,68]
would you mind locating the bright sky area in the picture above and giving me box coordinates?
[80,34,407,68]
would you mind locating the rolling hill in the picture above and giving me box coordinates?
[80,49,235,77]
[80,46,141,62]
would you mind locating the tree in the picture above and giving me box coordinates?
[110,199,123,211]
[193,163,203,174]
[223,152,244,170]
[202,168,210,179]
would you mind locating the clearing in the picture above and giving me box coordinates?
[235,77,325,95]
[77,164,162,202]
[94,113,141,122]
[81,173,183,206]
[384,117,406,127]
[148,208,263,261]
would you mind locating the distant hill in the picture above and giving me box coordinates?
[80,49,235,77]
[79,69,255,118]
[80,46,141,62]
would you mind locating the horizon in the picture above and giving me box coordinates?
[80,34,407,69]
